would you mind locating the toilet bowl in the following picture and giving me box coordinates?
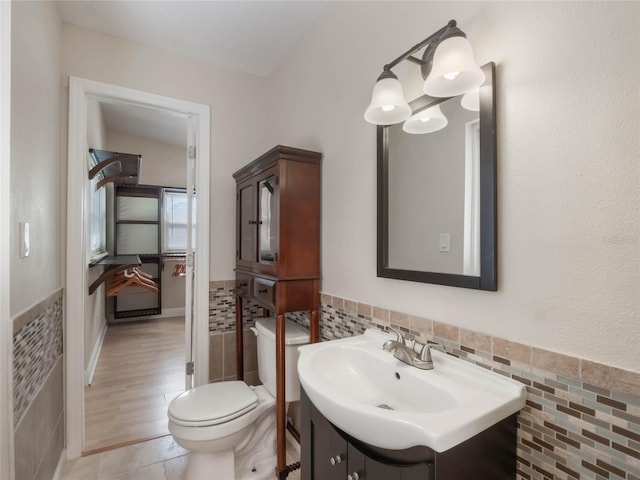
[168,318,309,480]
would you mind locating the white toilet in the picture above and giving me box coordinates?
[168,317,310,480]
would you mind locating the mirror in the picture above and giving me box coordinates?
[377,62,496,290]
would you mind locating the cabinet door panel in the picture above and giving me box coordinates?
[258,175,278,265]
[238,183,255,264]
[310,408,346,480]
[346,444,366,480]
[364,456,434,480]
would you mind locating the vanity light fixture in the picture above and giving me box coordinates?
[402,104,448,134]
[363,70,412,125]
[364,20,484,125]
[460,88,480,111]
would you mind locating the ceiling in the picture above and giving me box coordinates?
[99,101,189,147]
[60,1,326,147]
[56,0,327,77]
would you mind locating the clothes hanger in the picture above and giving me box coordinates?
[107,268,158,296]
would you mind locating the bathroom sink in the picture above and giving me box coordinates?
[297,329,526,452]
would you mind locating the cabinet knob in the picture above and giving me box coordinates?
[329,454,342,466]
[347,473,360,480]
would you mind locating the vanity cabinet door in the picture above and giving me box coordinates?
[308,401,347,480]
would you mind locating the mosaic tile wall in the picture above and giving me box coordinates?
[13,291,64,426]
[209,280,263,333]
[319,294,640,480]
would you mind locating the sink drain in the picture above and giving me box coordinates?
[377,403,394,410]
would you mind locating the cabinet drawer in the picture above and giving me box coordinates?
[253,277,276,309]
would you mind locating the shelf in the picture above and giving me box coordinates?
[88,255,141,295]
[89,148,141,190]
[115,220,159,225]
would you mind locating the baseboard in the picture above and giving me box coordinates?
[152,307,185,319]
[85,322,107,386]
[52,448,66,480]
[109,307,186,323]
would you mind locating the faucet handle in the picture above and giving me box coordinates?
[388,327,406,345]
[419,342,445,362]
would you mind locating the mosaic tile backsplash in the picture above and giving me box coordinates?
[13,290,64,427]
[208,283,639,479]
[317,294,640,480]
[209,280,263,333]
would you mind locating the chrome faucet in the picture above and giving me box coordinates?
[382,328,415,364]
[382,328,445,370]
[413,342,446,370]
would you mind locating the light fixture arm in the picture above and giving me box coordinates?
[382,20,461,73]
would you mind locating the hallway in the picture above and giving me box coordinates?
[84,317,185,453]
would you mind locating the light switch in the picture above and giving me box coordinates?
[439,233,450,252]
[19,222,30,258]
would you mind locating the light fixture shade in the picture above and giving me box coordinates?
[402,104,448,134]
[461,87,480,111]
[423,36,485,98]
[364,76,411,125]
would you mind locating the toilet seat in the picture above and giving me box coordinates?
[169,381,258,427]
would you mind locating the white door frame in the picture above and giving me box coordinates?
[0,2,14,478]
[66,77,211,459]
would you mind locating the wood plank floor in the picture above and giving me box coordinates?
[84,316,185,453]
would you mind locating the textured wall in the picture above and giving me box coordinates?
[10,2,65,477]
[9,0,62,316]
[264,1,640,372]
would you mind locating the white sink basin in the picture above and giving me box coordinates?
[297,329,526,452]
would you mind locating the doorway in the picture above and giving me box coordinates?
[65,77,210,460]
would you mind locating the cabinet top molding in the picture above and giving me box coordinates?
[232,145,322,182]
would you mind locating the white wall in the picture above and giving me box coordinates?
[105,129,187,187]
[86,99,106,149]
[61,23,271,281]
[10,1,62,317]
[265,1,640,372]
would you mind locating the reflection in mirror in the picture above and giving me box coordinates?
[388,95,480,275]
[377,62,496,290]
[259,176,277,263]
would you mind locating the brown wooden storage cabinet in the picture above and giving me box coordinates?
[233,145,322,479]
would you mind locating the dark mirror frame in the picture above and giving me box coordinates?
[377,62,497,291]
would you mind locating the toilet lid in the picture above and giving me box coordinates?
[168,381,258,427]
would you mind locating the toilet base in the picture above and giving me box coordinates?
[187,450,235,480]
[235,451,277,480]
[170,385,280,480]
[235,396,278,480]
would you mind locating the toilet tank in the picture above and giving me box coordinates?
[254,318,310,402]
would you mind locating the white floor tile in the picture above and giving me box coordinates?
[98,436,187,478]
[61,435,301,480]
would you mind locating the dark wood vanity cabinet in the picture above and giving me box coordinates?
[233,145,322,478]
[301,389,517,480]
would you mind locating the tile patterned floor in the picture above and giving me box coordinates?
[61,435,301,480]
